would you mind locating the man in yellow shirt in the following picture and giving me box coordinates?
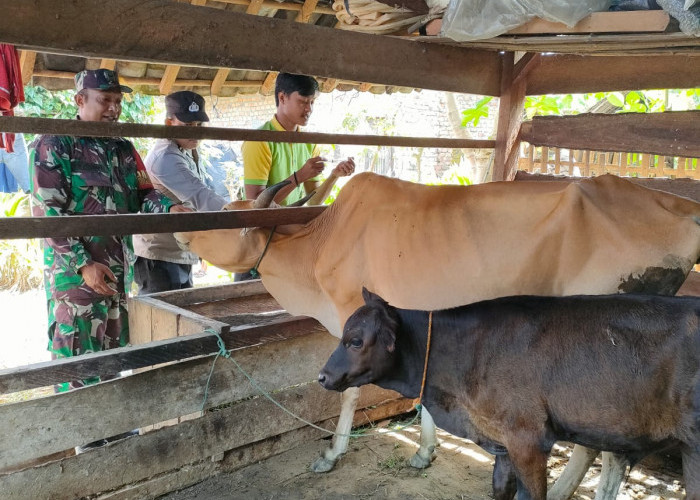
[242,73,355,206]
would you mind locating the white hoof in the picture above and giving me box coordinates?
[311,455,337,473]
[409,449,434,469]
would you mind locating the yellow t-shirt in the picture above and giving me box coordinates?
[242,116,320,206]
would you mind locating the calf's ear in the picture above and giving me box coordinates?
[362,287,387,306]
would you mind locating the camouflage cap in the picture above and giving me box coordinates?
[74,69,133,93]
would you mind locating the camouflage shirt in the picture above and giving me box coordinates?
[30,134,174,303]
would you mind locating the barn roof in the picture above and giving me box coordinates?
[17,0,700,97]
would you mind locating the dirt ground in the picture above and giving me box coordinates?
[160,419,685,500]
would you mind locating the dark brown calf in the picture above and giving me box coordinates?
[319,289,700,500]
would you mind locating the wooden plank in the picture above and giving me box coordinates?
[526,54,700,95]
[513,171,700,203]
[127,296,153,345]
[151,305,180,342]
[260,72,277,96]
[493,52,527,182]
[520,111,700,158]
[508,11,671,35]
[0,207,327,240]
[0,0,502,96]
[295,0,319,23]
[0,381,403,498]
[245,0,264,14]
[0,330,339,469]
[217,0,335,15]
[210,68,230,96]
[100,58,116,70]
[321,78,338,92]
[19,50,36,85]
[418,12,671,37]
[0,116,495,149]
[159,64,181,95]
[0,317,324,393]
[148,280,268,308]
[33,68,261,89]
[424,32,700,56]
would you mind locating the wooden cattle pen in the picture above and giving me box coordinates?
[0,0,699,498]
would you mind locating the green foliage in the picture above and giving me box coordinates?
[461,96,493,127]
[461,89,700,125]
[0,193,43,292]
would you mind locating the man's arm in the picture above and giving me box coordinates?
[30,136,92,270]
[150,150,228,211]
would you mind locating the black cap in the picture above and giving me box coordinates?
[165,91,209,123]
[74,69,132,93]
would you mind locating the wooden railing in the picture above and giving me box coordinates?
[518,143,700,179]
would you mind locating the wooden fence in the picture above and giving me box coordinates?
[518,143,700,180]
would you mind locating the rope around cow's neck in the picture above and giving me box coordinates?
[199,326,432,439]
[248,226,276,279]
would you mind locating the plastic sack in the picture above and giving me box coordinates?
[441,0,612,41]
[686,0,699,9]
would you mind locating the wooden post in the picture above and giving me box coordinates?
[19,50,36,85]
[492,52,531,181]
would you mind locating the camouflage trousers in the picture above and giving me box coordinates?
[47,293,129,392]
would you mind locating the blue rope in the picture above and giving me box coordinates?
[200,329,422,438]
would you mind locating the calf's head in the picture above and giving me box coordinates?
[318,288,399,392]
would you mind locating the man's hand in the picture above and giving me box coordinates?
[332,157,355,177]
[169,204,194,213]
[79,262,119,296]
[298,156,327,183]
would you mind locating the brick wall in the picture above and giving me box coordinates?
[204,89,497,187]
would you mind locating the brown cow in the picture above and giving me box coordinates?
[319,289,700,500]
[176,172,700,498]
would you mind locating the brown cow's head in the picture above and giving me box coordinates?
[174,181,312,272]
[318,288,399,392]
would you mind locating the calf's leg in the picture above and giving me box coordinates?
[682,445,700,500]
[493,454,518,500]
[594,452,628,500]
[507,437,549,500]
[547,445,598,500]
[409,406,437,469]
[311,386,360,473]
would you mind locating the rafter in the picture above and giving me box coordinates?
[19,50,36,85]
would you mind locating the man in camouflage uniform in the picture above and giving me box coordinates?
[30,69,190,391]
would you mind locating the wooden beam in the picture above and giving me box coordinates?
[493,52,527,182]
[295,0,319,23]
[508,10,671,35]
[0,315,322,395]
[210,68,230,96]
[321,78,338,92]
[99,58,116,70]
[514,171,700,203]
[245,0,264,14]
[527,54,700,95]
[0,0,503,96]
[218,0,335,15]
[34,68,259,90]
[0,116,496,151]
[520,111,700,158]
[260,72,277,96]
[358,82,373,92]
[19,50,36,85]
[422,11,671,38]
[159,64,181,95]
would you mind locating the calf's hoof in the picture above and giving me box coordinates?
[311,455,337,473]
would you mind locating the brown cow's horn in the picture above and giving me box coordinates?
[288,191,315,207]
[253,180,292,209]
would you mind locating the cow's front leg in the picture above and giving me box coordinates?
[409,405,437,468]
[311,386,360,473]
